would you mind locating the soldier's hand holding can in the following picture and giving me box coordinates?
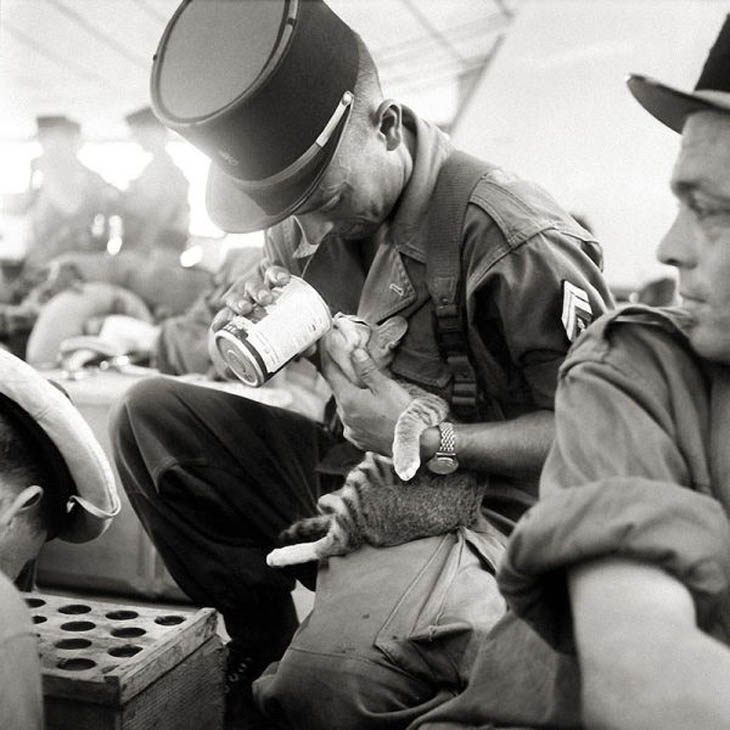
[208,265,331,385]
[208,265,292,379]
[212,265,291,329]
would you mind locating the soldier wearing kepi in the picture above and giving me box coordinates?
[0,349,119,730]
[121,106,190,254]
[110,1,612,728]
[410,15,730,730]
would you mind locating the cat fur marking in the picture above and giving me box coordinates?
[265,314,487,568]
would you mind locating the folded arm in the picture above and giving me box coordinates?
[570,557,730,730]
[497,315,730,729]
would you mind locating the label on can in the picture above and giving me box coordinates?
[214,276,332,386]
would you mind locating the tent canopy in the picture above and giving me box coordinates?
[1,0,515,141]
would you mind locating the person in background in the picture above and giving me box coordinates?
[22,240,258,375]
[120,106,190,255]
[411,15,730,730]
[12,115,118,272]
[0,115,119,356]
[0,348,119,729]
[19,107,204,367]
[111,1,613,728]
[631,274,678,306]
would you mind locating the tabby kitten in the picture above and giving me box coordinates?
[266,314,489,568]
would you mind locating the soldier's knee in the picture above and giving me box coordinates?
[108,376,178,472]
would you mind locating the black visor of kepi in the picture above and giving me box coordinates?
[150,0,360,233]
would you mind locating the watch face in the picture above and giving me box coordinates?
[427,455,459,475]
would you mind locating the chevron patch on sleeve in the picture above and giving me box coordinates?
[561,281,593,342]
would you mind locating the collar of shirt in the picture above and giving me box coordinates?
[291,107,453,263]
[357,109,452,322]
[288,109,454,323]
[386,106,453,262]
[291,216,320,259]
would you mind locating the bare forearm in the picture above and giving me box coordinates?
[583,631,730,730]
[420,409,554,480]
[571,559,730,730]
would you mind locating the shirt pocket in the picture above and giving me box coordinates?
[390,346,452,390]
[389,301,453,390]
[374,528,505,686]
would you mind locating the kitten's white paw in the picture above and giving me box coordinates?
[266,544,319,567]
[393,456,419,482]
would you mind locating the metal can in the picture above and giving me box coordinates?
[214,276,332,386]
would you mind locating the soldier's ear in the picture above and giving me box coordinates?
[374,100,404,151]
[0,485,44,529]
[369,316,408,362]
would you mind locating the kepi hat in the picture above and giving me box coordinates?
[36,115,81,135]
[0,349,119,543]
[125,106,162,129]
[150,0,360,233]
[628,14,730,132]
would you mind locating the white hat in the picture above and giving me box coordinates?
[0,348,119,543]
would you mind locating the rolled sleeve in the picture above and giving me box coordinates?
[500,478,730,653]
[496,319,730,651]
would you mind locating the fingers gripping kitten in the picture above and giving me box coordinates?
[324,313,427,478]
[322,313,407,386]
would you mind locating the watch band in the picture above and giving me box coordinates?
[437,421,456,457]
[426,421,459,474]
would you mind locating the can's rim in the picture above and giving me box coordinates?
[214,328,266,386]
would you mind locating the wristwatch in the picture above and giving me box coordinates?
[426,421,460,474]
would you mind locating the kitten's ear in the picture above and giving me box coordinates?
[371,316,408,352]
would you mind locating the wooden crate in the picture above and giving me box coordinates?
[24,591,224,730]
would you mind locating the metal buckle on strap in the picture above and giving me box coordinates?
[448,354,477,416]
[435,302,460,320]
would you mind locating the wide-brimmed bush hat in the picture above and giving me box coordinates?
[628,15,730,133]
[0,348,119,543]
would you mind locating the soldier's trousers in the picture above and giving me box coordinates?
[110,375,506,730]
[110,375,339,660]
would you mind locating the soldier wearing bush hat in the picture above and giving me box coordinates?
[0,348,119,728]
[409,14,730,730]
[0,348,119,564]
[115,1,613,728]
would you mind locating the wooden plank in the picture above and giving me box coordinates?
[123,637,224,730]
[44,638,225,730]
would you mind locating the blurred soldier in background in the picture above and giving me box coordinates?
[11,115,118,272]
[0,115,118,355]
[120,106,190,254]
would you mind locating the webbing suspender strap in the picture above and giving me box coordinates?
[425,150,496,420]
